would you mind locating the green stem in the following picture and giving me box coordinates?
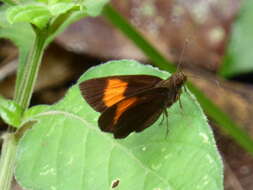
[14,31,47,110]
[0,133,17,190]
[0,30,47,190]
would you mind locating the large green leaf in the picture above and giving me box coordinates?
[220,0,253,76]
[16,60,223,190]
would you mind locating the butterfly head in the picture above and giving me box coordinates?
[159,71,187,89]
[171,71,187,87]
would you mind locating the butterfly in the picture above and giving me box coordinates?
[79,71,187,139]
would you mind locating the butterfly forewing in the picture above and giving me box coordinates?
[79,75,162,112]
[98,88,168,138]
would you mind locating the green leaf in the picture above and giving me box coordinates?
[0,0,17,6]
[15,60,223,190]
[37,0,72,4]
[0,5,34,54]
[48,2,79,16]
[0,96,23,127]
[7,4,52,29]
[220,0,253,76]
[6,0,109,30]
[23,105,50,121]
[82,0,109,16]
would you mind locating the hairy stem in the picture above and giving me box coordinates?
[0,133,17,190]
[0,30,47,190]
[14,31,47,110]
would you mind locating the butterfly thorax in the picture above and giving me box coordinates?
[155,72,187,107]
[156,72,186,89]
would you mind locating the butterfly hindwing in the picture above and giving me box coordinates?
[98,88,168,138]
[79,75,162,112]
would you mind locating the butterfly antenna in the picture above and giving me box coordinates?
[177,38,190,72]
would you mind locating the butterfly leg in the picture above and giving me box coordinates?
[178,97,186,117]
[159,112,165,126]
[179,98,183,110]
[164,109,169,138]
[183,85,195,103]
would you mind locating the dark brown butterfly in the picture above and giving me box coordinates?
[79,71,187,139]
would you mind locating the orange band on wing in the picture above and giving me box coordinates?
[103,79,128,107]
[113,97,138,124]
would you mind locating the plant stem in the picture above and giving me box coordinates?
[14,31,47,110]
[0,133,17,190]
[0,30,47,190]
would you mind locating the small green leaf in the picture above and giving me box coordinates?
[7,4,52,29]
[0,96,23,127]
[23,105,50,122]
[0,0,17,6]
[15,60,223,190]
[0,6,34,48]
[37,0,72,4]
[48,2,79,16]
[82,0,109,16]
[220,0,253,76]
